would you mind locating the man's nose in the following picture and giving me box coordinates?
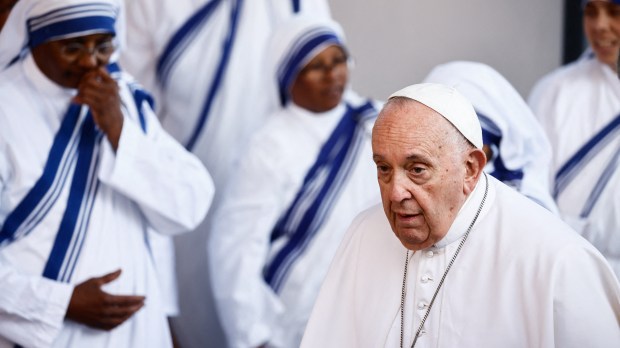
[388,171,412,203]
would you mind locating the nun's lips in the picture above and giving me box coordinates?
[323,85,344,99]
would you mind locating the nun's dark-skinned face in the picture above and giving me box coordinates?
[31,33,115,89]
[290,45,348,113]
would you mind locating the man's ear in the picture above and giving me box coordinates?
[463,148,486,195]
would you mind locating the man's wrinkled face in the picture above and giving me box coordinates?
[584,0,620,69]
[372,100,473,250]
[31,33,115,88]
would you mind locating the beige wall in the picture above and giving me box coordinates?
[330,0,564,100]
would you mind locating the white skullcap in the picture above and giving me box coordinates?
[389,83,483,149]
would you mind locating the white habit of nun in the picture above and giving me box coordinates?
[210,101,380,348]
[301,174,620,348]
[0,1,214,346]
[0,55,214,348]
[529,54,620,278]
[120,1,331,345]
[208,16,382,348]
[424,61,558,214]
[121,0,332,184]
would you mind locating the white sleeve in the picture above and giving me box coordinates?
[98,103,214,235]
[208,142,286,348]
[0,263,73,348]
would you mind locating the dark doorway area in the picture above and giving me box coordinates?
[563,0,586,64]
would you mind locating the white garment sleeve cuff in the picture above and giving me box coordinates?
[0,275,73,348]
[98,118,141,185]
[32,278,74,347]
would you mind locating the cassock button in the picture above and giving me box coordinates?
[417,301,428,310]
[421,274,433,283]
[426,250,434,258]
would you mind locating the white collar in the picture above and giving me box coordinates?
[287,101,346,118]
[285,102,347,139]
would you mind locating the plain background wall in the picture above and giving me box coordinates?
[330,0,564,100]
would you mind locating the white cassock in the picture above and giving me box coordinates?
[529,54,620,278]
[301,174,620,348]
[120,1,331,345]
[0,54,214,348]
[209,101,381,348]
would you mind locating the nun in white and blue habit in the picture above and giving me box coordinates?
[0,0,214,347]
[208,16,382,348]
[529,0,620,278]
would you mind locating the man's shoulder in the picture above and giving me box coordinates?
[351,203,387,230]
[492,178,564,226]
[344,203,397,249]
[491,178,594,250]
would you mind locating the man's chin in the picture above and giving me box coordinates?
[394,229,431,250]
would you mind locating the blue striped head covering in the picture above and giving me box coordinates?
[0,0,122,68]
[269,17,346,106]
[582,0,620,7]
[27,1,118,48]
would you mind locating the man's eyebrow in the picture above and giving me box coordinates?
[372,154,427,162]
[406,154,425,161]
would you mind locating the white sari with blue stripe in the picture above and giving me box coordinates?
[529,55,620,277]
[0,54,213,348]
[120,1,332,346]
[121,0,331,186]
[210,99,381,348]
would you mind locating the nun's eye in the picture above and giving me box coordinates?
[302,57,347,76]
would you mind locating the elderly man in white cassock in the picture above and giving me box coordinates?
[0,0,214,347]
[301,83,620,348]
